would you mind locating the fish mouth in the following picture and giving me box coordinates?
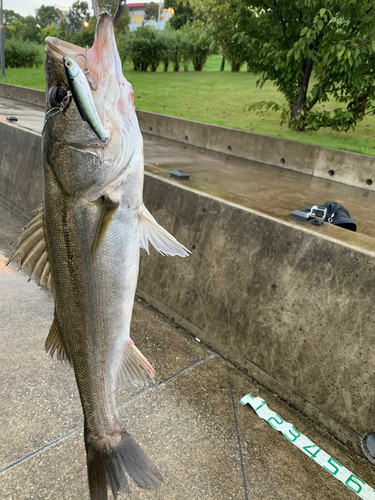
[46,38,88,69]
[45,12,114,77]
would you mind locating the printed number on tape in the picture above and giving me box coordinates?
[241,394,375,500]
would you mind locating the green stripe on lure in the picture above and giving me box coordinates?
[63,55,108,144]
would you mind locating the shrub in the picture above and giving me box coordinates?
[187,27,210,71]
[4,39,43,68]
[127,26,162,72]
[167,29,184,72]
[157,31,171,72]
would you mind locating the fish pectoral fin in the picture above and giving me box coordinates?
[90,194,119,262]
[45,311,71,365]
[7,204,53,289]
[116,339,156,388]
[139,205,190,257]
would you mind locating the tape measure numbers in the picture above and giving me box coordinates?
[241,394,375,500]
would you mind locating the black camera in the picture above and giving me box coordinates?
[290,205,327,226]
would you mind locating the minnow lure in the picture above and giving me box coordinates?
[63,55,108,143]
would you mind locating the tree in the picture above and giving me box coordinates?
[3,9,23,39]
[9,20,25,40]
[66,1,90,35]
[35,5,62,29]
[72,16,96,46]
[114,6,130,35]
[144,3,160,21]
[192,0,248,71]
[22,16,41,43]
[194,0,375,131]
[164,0,195,29]
[40,22,62,43]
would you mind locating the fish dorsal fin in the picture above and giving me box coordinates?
[116,340,155,388]
[7,205,53,289]
[139,205,190,257]
[45,311,71,365]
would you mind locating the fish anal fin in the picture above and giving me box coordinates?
[90,194,119,262]
[116,339,155,388]
[45,312,71,365]
[139,205,190,257]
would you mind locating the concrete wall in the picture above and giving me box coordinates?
[2,88,375,460]
[2,83,375,192]
[0,83,46,108]
[0,120,43,219]
[138,175,375,457]
[137,110,375,192]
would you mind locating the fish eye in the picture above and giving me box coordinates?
[49,85,71,108]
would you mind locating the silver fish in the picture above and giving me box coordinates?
[8,11,189,500]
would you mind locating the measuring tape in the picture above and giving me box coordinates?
[241,394,375,499]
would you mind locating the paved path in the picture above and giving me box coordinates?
[1,204,375,499]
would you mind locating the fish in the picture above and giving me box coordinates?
[8,10,189,500]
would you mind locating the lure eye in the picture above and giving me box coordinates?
[49,85,71,108]
[65,61,72,68]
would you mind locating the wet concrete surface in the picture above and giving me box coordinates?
[0,98,44,134]
[1,201,375,499]
[2,95,375,243]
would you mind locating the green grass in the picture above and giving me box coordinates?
[2,54,375,156]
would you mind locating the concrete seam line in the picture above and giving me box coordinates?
[0,354,216,475]
[226,360,249,500]
[241,394,375,499]
[0,200,28,223]
[311,144,321,178]
[117,353,217,409]
[0,425,83,476]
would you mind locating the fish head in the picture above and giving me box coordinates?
[44,13,141,200]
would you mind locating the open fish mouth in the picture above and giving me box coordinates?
[45,13,119,92]
[45,38,100,87]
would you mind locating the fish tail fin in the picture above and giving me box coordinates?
[84,421,163,499]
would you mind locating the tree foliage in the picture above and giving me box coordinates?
[194,0,375,131]
[35,5,62,29]
[40,22,62,43]
[65,1,90,35]
[2,1,129,52]
[144,3,160,21]
[164,0,195,29]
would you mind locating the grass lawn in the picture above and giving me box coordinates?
[2,55,375,156]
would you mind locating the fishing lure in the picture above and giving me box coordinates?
[63,56,108,144]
